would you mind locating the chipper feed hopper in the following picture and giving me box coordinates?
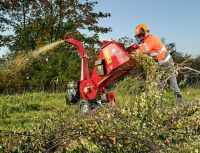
[64,36,137,112]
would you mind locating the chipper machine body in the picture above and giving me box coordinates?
[64,37,137,112]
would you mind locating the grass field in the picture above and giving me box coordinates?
[0,88,200,152]
[0,89,199,131]
[0,92,68,132]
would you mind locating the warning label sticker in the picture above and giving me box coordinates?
[103,48,112,64]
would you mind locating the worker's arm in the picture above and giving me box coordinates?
[127,44,147,54]
[126,44,139,53]
[137,42,153,54]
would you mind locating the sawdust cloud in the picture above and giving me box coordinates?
[5,40,64,72]
[32,40,64,58]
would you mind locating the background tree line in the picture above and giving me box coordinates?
[0,0,111,93]
[0,0,199,94]
[166,43,200,88]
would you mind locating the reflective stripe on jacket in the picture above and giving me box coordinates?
[139,34,170,63]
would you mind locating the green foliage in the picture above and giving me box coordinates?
[0,0,112,93]
[46,54,199,152]
[0,0,111,51]
[1,89,199,152]
[0,92,80,152]
[21,44,81,91]
[0,54,200,152]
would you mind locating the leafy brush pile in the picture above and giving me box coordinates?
[1,54,200,153]
[47,54,199,152]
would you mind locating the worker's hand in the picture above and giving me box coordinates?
[126,44,139,53]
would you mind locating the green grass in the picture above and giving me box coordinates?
[1,89,199,132]
[0,88,200,152]
[0,92,69,132]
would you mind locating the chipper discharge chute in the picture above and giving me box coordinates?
[64,36,137,112]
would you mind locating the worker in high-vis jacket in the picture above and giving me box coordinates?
[128,24,184,105]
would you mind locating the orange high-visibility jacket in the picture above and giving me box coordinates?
[139,34,170,63]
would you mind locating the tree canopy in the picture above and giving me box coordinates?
[0,0,111,51]
[0,0,112,93]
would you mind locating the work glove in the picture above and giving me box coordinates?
[126,44,139,53]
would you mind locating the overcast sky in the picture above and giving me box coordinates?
[1,0,200,57]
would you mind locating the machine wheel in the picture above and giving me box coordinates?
[65,94,72,105]
[80,100,90,113]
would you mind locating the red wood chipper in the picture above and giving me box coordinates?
[64,36,137,112]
